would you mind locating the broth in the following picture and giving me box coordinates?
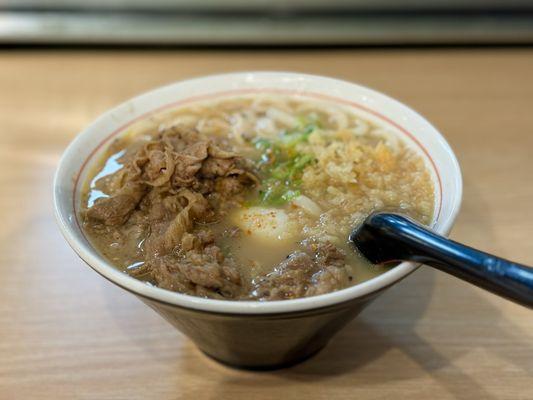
[81,94,434,300]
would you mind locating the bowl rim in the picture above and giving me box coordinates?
[53,71,463,315]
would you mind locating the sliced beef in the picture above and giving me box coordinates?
[315,242,346,268]
[86,181,147,226]
[172,141,209,186]
[143,189,212,255]
[250,242,349,301]
[200,157,236,178]
[83,126,261,299]
[306,267,349,297]
[215,177,244,197]
[207,143,236,159]
[180,229,215,252]
[123,124,255,193]
[250,252,315,300]
[143,236,242,299]
[144,148,175,186]
[160,124,201,150]
[86,123,256,244]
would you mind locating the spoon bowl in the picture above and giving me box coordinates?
[350,212,533,308]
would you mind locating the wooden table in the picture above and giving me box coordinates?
[1,49,532,400]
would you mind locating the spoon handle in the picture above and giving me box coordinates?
[350,213,533,308]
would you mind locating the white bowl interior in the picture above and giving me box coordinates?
[54,72,462,314]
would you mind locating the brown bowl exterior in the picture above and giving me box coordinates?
[137,289,386,369]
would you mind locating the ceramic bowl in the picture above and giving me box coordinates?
[53,72,462,369]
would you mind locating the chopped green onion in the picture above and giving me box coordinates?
[251,117,318,206]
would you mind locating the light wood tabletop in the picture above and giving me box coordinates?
[1,49,532,400]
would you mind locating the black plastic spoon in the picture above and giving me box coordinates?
[349,212,533,308]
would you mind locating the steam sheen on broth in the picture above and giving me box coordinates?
[81,95,435,301]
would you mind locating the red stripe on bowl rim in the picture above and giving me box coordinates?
[73,88,443,237]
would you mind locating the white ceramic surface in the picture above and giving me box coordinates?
[53,71,463,315]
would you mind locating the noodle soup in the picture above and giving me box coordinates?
[81,95,434,301]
